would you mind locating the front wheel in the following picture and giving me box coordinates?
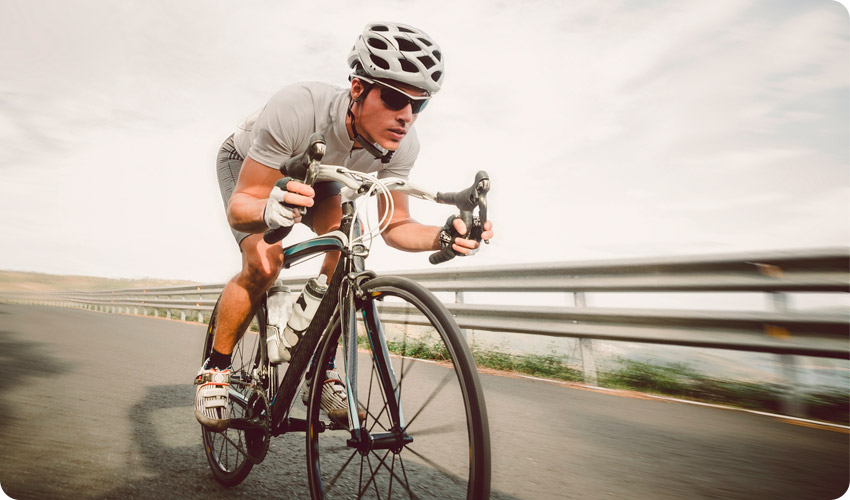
[306,276,491,499]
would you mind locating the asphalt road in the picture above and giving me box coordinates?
[0,304,847,500]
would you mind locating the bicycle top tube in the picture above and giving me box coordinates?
[281,230,348,269]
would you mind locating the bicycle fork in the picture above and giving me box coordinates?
[341,274,412,454]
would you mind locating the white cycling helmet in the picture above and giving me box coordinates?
[347,22,444,94]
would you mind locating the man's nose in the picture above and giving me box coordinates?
[396,103,414,123]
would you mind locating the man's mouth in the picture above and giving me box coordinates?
[388,128,407,140]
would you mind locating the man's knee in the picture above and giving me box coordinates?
[239,236,284,290]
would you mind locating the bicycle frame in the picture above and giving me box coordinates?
[233,160,488,437]
[266,197,394,439]
[204,155,492,498]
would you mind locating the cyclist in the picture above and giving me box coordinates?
[196,22,494,431]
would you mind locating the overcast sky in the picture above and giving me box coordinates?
[1,0,847,282]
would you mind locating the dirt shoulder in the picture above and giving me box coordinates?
[0,269,198,292]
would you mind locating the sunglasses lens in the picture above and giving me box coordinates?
[410,99,428,114]
[378,85,429,114]
[379,87,408,110]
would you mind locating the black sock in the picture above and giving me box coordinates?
[209,349,232,370]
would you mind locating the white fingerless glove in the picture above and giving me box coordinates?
[263,185,297,230]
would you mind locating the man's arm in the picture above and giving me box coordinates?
[227,156,315,233]
[378,191,493,255]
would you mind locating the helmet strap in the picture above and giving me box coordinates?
[347,89,394,164]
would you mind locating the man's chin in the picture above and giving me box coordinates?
[377,140,401,152]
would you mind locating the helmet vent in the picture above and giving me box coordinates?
[417,56,435,69]
[431,71,442,82]
[433,50,441,61]
[418,37,433,47]
[367,37,388,50]
[371,25,389,32]
[400,59,418,73]
[397,26,415,33]
[395,38,419,52]
[370,54,390,70]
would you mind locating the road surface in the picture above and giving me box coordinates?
[0,304,846,499]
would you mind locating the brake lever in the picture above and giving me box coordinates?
[474,172,489,242]
[429,171,491,264]
[263,134,326,244]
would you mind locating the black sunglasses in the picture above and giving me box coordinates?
[359,77,430,114]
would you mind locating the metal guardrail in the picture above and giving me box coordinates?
[1,248,848,416]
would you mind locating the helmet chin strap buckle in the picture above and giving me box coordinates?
[354,135,394,164]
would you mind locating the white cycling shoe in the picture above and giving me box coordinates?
[195,361,231,432]
[303,370,366,427]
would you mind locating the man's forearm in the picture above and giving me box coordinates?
[227,193,269,233]
[382,221,441,252]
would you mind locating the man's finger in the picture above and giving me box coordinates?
[282,191,314,208]
[285,180,316,197]
[453,237,479,249]
[452,217,467,235]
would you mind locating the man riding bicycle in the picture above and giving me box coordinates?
[197,22,494,431]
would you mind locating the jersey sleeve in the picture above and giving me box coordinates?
[377,127,419,180]
[247,85,315,169]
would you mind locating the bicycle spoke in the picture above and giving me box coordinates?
[388,453,395,500]
[408,422,462,437]
[402,370,454,431]
[357,450,391,499]
[219,430,250,460]
[366,361,389,433]
[399,454,414,500]
[324,447,359,495]
[368,404,390,433]
[406,445,468,489]
[366,450,418,500]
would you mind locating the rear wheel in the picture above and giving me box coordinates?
[200,296,273,486]
[306,276,491,499]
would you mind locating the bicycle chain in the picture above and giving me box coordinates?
[246,380,271,464]
[230,377,271,464]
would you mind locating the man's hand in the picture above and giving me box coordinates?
[263,177,315,230]
[441,216,494,256]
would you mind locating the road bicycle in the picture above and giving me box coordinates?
[199,133,491,499]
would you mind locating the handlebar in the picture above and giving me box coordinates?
[429,170,490,264]
[262,134,490,266]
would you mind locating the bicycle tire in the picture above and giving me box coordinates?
[200,296,272,486]
[306,276,491,499]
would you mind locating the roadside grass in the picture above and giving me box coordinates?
[599,359,849,425]
[366,334,583,382]
[366,334,849,425]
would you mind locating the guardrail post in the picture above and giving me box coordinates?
[574,292,599,386]
[455,291,473,345]
[770,292,806,418]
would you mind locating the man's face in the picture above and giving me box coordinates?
[353,79,429,151]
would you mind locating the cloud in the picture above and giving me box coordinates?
[0,0,846,280]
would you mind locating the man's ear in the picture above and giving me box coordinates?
[350,78,366,102]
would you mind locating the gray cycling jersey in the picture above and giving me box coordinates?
[232,82,418,180]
